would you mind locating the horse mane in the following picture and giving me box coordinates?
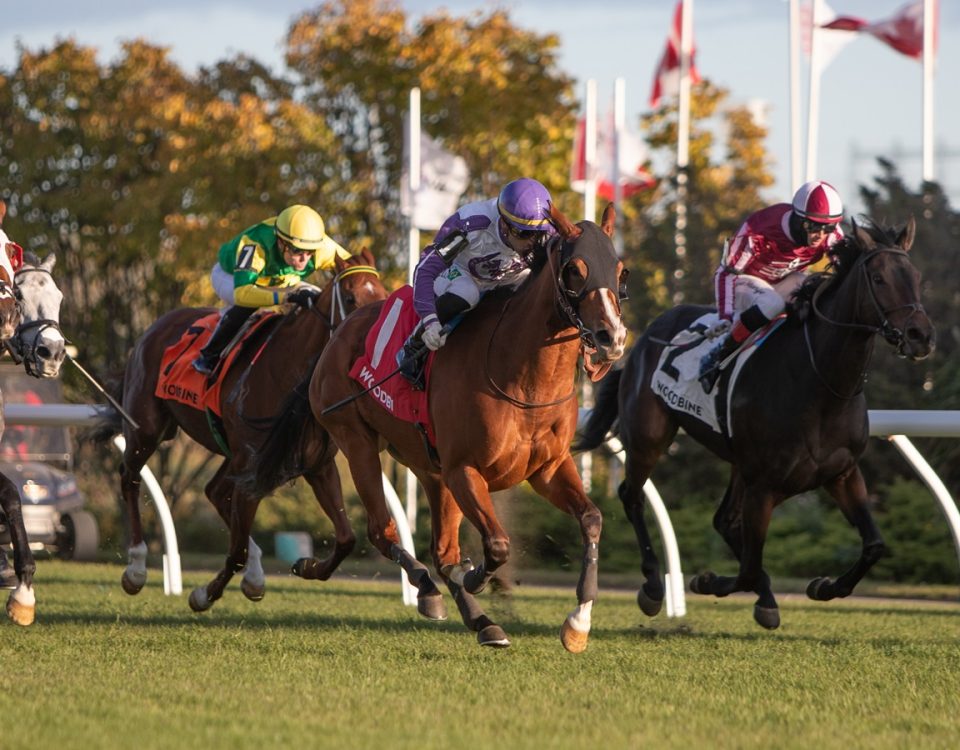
[789,217,901,323]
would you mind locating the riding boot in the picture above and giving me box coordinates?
[698,334,740,394]
[397,328,428,390]
[192,305,255,375]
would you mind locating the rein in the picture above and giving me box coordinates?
[803,246,923,399]
[483,241,581,409]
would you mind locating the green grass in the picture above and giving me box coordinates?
[5,561,960,750]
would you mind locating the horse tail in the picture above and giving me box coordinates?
[83,374,125,444]
[572,366,622,452]
[240,377,314,497]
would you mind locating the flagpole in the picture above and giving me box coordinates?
[584,79,598,224]
[405,87,421,536]
[674,0,692,304]
[922,0,935,181]
[805,1,823,181]
[788,0,803,192]
[613,77,625,256]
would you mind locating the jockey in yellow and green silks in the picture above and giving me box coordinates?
[192,204,353,375]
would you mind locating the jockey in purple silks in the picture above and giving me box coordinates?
[398,177,556,388]
[699,179,845,393]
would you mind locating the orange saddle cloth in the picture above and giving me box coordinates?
[155,311,278,416]
[348,286,436,445]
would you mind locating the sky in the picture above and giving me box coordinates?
[2,0,959,214]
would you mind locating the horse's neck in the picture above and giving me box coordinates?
[805,276,876,397]
[491,264,580,390]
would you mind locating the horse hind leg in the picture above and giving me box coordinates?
[293,462,357,582]
[808,466,885,602]
[1,475,36,626]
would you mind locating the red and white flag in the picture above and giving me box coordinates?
[822,0,937,60]
[649,1,701,109]
[570,116,655,200]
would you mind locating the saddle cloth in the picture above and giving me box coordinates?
[155,311,278,417]
[348,286,436,446]
[650,312,783,436]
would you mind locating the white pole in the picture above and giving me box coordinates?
[805,0,823,181]
[921,0,935,181]
[788,0,803,192]
[405,87,421,535]
[381,474,420,606]
[677,0,693,171]
[407,87,421,286]
[613,77,626,256]
[583,80,598,224]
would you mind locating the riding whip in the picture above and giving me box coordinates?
[66,353,141,430]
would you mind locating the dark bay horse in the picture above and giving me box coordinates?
[2,253,68,625]
[575,218,935,629]
[246,204,627,651]
[107,248,387,609]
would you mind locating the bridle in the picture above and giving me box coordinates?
[7,266,65,375]
[804,246,925,398]
[314,264,380,334]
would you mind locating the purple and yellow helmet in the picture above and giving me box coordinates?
[497,178,554,233]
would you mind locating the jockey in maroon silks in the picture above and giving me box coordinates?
[699,179,845,393]
[398,177,556,388]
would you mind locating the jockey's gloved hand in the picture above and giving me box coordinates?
[284,285,321,308]
[422,316,448,351]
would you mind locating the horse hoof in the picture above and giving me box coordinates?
[560,619,589,654]
[240,578,266,602]
[806,577,832,601]
[417,594,448,621]
[477,624,510,648]
[754,605,780,630]
[6,598,34,627]
[689,571,715,595]
[188,587,213,612]
[637,587,663,617]
[121,570,146,596]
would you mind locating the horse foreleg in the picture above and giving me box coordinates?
[420,475,505,646]
[810,466,885,601]
[1,476,36,626]
[295,463,356,581]
[530,458,603,654]
[240,538,265,602]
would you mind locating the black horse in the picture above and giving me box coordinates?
[575,217,935,629]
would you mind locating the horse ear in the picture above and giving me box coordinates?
[852,218,877,251]
[361,246,375,266]
[548,202,582,240]
[41,254,57,271]
[896,215,916,252]
[334,253,348,273]
[600,203,616,239]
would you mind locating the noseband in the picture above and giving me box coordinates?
[9,266,65,374]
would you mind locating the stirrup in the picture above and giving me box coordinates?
[192,354,218,376]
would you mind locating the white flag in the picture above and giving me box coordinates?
[401,128,469,231]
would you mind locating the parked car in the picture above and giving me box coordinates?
[0,460,99,561]
[0,362,99,561]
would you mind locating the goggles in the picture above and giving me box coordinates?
[503,222,540,241]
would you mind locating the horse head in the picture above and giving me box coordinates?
[12,253,67,378]
[0,267,21,341]
[548,202,628,378]
[846,216,935,361]
[317,247,388,327]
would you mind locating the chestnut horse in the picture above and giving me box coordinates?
[102,249,387,609]
[2,252,68,626]
[246,204,627,652]
[575,218,935,629]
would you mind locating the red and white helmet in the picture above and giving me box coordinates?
[792,180,843,224]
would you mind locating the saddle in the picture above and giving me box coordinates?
[155,311,280,416]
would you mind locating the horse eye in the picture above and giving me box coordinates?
[871,273,884,284]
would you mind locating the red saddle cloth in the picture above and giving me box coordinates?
[349,286,436,445]
[155,311,278,416]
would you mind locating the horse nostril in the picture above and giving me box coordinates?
[594,330,612,348]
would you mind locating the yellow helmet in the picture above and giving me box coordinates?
[275,204,347,256]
